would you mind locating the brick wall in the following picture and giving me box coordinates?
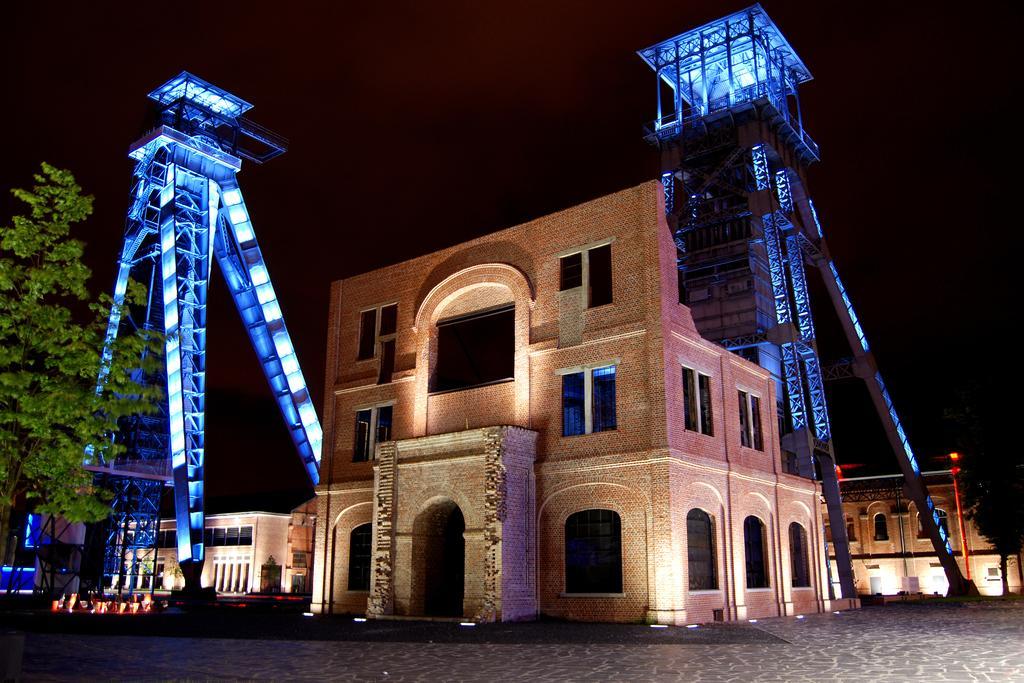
[314,180,833,622]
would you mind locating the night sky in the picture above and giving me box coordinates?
[2,1,1016,504]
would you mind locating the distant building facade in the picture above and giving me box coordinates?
[311,182,852,623]
[828,472,1022,597]
[156,501,315,594]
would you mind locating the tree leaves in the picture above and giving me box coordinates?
[0,164,163,536]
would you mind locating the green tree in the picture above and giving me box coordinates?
[0,163,162,565]
[946,382,1024,596]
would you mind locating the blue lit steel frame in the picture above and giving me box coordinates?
[96,73,322,590]
[643,5,969,595]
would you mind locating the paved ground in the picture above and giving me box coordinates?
[7,601,1024,681]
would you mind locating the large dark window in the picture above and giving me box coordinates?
[682,368,698,431]
[789,522,810,588]
[587,244,613,307]
[592,366,617,433]
[559,244,612,307]
[560,252,583,290]
[750,395,763,451]
[561,365,617,436]
[698,373,713,435]
[744,516,769,589]
[565,509,622,594]
[433,305,514,392]
[354,405,393,462]
[348,523,373,591]
[562,372,585,437]
[874,513,889,541]
[687,509,717,590]
[738,391,751,448]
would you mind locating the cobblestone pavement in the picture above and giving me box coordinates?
[16,602,1024,681]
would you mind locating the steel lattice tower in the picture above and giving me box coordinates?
[88,73,322,592]
[638,5,973,596]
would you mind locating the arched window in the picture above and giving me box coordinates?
[874,513,889,541]
[789,522,810,588]
[565,509,622,594]
[687,509,717,590]
[347,523,373,591]
[917,510,949,539]
[744,516,769,589]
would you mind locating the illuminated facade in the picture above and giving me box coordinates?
[828,472,1022,597]
[312,182,853,623]
[637,4,971,596]
[91,73,322,592]
[154,501,315,594]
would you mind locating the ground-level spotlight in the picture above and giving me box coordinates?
[748,619,758,623]
[686,624,699,629]
[302,612,315,617]
[834,611,842,615]
[649,624,668,629]
[459,622,476,627]
[796,615,805,620]
[353,617,367,622]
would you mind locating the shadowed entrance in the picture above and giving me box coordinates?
[412,500,465,617]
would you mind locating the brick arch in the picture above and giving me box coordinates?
[411,263,535,436]
[413,263,535,331]
[536,482,651,622]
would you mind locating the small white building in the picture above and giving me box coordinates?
[155,503,315,594]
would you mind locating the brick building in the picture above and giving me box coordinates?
[828,471,1023,597]
[311,181,851,623]
[155,501,315,594]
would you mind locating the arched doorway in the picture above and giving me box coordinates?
[413,500,465,617]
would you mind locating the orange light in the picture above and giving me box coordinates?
[949,452,960,461]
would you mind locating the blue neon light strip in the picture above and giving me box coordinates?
[775,169,793,214]
[786,237,813,342]
[218,183,322,483]
[752,145,770,191]
[780,342,807,431]
[661,172,675,216]
[761,213,791,325]
[827,261,869,352]
[808,199,824,239]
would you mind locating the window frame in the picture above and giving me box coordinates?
[737,389,764,451]
[563,508,624,595]
[743,515,770,589]
[681,366,714,436]
[558,362,618,437]
[347,523,373,592]
[355,302,398,362]
[557,239,615,309]
[789,522,811,588]
[686,508,718,591]
[873,513,889,541]
[353,402,395,462]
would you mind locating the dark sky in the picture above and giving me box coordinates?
[2,1,1017,500]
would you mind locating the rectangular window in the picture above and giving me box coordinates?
[353,404,394,462]
[560,252,583,290]
[588,244,612,307]
[433,305,514,392]
[239,526,253,546]
[682,367,713,436]
[356,304,398,385]
[698,373,713,436]
[738,391,764,451]
[562,365,617,436]
[682,367,698,431]
[292,551,307,568]
[226,527,240,546]
[738,391,751,448]
[562,372,586,437]
[591,366,617,433]
[559,243,613,307]
[750,395,763,450]
[213,527,227,547]
[357,309,377,360]
[354,408,373,462]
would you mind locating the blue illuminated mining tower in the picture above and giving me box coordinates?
[87,73,322,592]
[639,5,973,596]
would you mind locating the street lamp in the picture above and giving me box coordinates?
[949,452,971,580]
